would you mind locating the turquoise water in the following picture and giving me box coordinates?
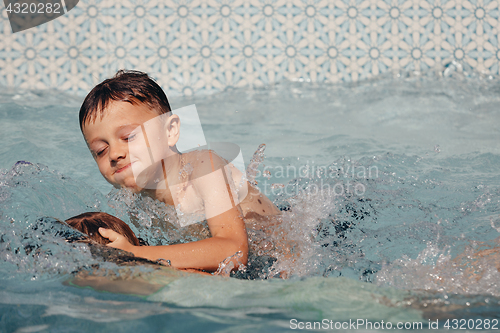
[2,69,500,331]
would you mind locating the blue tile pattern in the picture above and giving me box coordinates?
[0,0,499,95]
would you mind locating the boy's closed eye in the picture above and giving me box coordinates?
[118,125,141,143]
[90,131,138,158]
[91,145,107,158]
[124,132,137,142]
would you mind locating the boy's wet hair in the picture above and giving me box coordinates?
[79,70,171,130]
[66,212,141,246]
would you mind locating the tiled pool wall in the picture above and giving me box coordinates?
[1,0,499,96]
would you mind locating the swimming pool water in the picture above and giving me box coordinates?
[1,68,500,331]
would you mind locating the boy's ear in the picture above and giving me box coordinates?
[166,114,180,147]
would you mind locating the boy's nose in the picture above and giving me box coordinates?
[109,143,126,162]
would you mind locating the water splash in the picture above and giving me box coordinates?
[214,251,245,277]
[246,144,266,187]
[0,162,150,280]
[376,240,500,296]
[0,214,99,279]
[106,188,210,246]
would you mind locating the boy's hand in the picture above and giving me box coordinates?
[98,228,136,254]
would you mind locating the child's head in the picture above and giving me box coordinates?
[80,70,180,191]
[66,212,141,246]
[79,70,171,131]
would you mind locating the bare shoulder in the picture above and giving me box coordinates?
[183,149,280,217]
[183,149,228,179]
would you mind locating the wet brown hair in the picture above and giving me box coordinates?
[79,70,171,130]
[65,212,141,246]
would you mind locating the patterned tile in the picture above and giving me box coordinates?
[0,0,498,95]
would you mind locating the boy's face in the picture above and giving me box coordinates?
[82,100,171,192]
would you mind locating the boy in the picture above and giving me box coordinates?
[79,70,280,272]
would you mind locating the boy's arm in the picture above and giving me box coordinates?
[101,208,247,271]
[100,153,249,271]
[100,206,247,271]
